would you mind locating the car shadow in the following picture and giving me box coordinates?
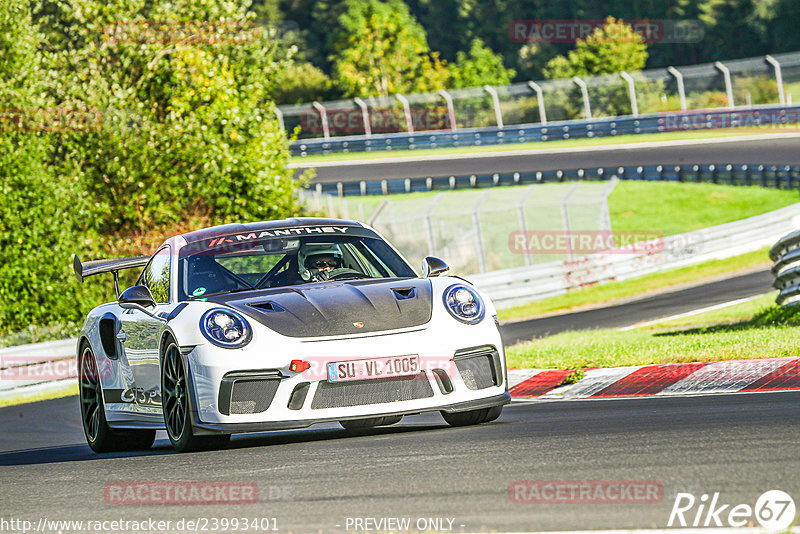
[0,421,450,466]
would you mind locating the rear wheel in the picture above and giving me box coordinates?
[441,405,503,427]
[79,344,155,452]
[162,340,230,452]
[340,415,403,430]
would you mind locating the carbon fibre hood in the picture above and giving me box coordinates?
[215,279,433,338]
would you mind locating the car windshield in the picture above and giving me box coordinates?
[177,229,416,300]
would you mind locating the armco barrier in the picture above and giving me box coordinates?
[770,230,800,305]
[291,104,800,157]
[0,339,78,400]
[470,203,800,308]
[308,163,800,197]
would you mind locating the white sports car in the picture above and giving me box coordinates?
[73,218,509,452]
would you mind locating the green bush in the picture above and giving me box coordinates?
[0,0,307,336]
[0,0,101,333]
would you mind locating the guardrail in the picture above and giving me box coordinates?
[770,231,800,305]
[291,104,800,157]
[471,203,800,308]
[307,163,800,197]
[0,339,77,401]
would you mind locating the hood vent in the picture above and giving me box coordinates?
[248,301,285,313]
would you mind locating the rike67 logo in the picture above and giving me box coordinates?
[668,490,796,530]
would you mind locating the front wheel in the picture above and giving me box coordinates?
[162,340,230,452]
[441,405,503,427]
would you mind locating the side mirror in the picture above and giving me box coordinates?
[422,256,450,278]
[119,285,157,310]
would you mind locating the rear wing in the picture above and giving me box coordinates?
[72,254,150,297]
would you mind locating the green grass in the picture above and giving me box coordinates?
[609,182,800,236]
[498,247,773,322]
[0,383,78,408]
[651,292,777,329]
[291,127,800,164]
[506,299,800,369]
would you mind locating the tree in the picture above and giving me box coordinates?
[543,17,648,79]
[39,0,305,235]
[0,0,95,333]
[449,38,516,89]
[330,0,449,97]
[542,17,651,119]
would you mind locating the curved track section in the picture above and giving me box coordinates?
[303,136,800,183]
[500,269,774,346]
[0,392,798,531]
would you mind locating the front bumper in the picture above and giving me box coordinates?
[191,392,511,434]
[184,322,508,435]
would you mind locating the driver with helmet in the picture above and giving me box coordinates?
[298,243,348,282]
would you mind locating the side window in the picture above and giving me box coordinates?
[142,247,171,304]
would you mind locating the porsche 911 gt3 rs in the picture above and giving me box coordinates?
[73,218,510,452]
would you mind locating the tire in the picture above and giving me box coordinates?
[161,339,230,452]
[79,343,156,453]
[340,415,403,430]
[441,405,503,427]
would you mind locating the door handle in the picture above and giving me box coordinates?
[116,330,127,342]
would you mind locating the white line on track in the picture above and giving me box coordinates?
[617,294,765,331]
[288,133,800,168]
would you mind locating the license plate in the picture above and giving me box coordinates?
[327,355,420,383]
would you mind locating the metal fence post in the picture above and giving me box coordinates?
[438,89,458,131]
[312,101,330,139]
[599,177,620,232]
[667,66,687,111]
[560,183,579,260]
[353,97,372,136]
[517,185,537,266]
[395,94,414,133]
[620,71,638,117]
[572,77,592,119]
[714,61,735,108]
[483,85,504,128]
[527,81,547,124]
[367,199,389,226]
[424,194,443,256]
[765,55,786,105]
[472,190,491,272]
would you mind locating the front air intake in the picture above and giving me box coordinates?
[311,372,434,409]
[218,371,282,415]
[453,346,502,390]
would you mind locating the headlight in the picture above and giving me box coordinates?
[443,284,485,324]
[200,308,252,348]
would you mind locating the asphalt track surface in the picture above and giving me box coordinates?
[1,391,798,532]
[301,136,800,183]
[499,269,775,346]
